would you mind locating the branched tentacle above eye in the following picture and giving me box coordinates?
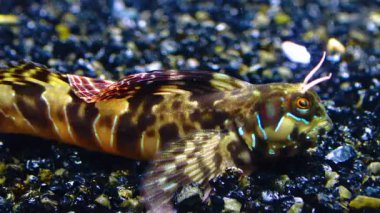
[301,52,332,93]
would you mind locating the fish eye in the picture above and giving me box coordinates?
[296,97,310,109]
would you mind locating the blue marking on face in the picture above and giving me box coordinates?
[287,134,291,141]
[286,112,310,125]
[238,127,244,136]
[256,114,268,140]
[274,116,285,132]
[296,108,309,114]
[268,148,275,155]
[251,133,256,148]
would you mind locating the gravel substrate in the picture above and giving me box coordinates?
[0,0,379,212]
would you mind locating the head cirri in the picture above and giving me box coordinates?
[235,52,332,158]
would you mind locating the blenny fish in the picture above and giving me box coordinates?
[0,53,332,212]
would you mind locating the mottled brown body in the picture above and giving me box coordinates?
[0,63,250,160]
[0,60,333,212]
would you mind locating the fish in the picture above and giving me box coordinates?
[0,52,333,212]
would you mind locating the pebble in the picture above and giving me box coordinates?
[325,171,339,188]
[287,197,303,213]
[325,145,357,164]
[223,197,242,213]
[367,162,380,175]
[281,41,311,64]
[0,14,19,25]
[174,183,203,210]
[327,38,346,54]
[349,195,380,209]
[338,185,352,200]
[95,194,111,209]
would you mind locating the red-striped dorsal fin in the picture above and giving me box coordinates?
[93,70,249,101]
[67,74,114,103]
[69,70,248,103]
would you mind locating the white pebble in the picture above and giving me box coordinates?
[281,41,311,64]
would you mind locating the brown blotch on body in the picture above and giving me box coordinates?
[199,111,228,129]
[13,84,51,130]
[66,102,101,150]
[137,113,156,130]
[115,112,146,158]
[159,123,179,143]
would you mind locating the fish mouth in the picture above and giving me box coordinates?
[305,117,333,143]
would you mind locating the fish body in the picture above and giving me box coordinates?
[0,57,332,211]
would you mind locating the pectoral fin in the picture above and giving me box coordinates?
[141,130,236,212]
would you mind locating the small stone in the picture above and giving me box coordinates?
[145,61,162,71]
[259,51,277,64]
[363,187,380,197]
[0,162,6,174]
[287,197,304,213]
[325,145,356,164]
[277,67,293,80]
[40,197,58,207]
[55,24,71,41]
[261,190,279,203]
[215,23,228,32]
[0,14,19,24]
[38,169,53,182]
[253,12,270,28]
[369,11,380,25]
[327,38,346,54]
[338,186,352,200]
[349,195,380,209]
[174,183,203,210]
[281,41,311,64]
[367,162,380,175]
[186,58,200,69]
[325,171,339,188]
[223,197,241,213]
[54,168,67,176]
[274,12,291,25]
[120,198,141,209]
[0,176,5,185]
[117,187,133,199]
[95,194,111,209]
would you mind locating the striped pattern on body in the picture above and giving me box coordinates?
[0,62,247,159]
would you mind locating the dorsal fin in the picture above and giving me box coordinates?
[94,70,249,101]
[67,74,114,103]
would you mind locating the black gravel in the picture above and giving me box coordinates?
[0,0,379,212]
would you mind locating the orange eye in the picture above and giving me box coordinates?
[296,97,310,109]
